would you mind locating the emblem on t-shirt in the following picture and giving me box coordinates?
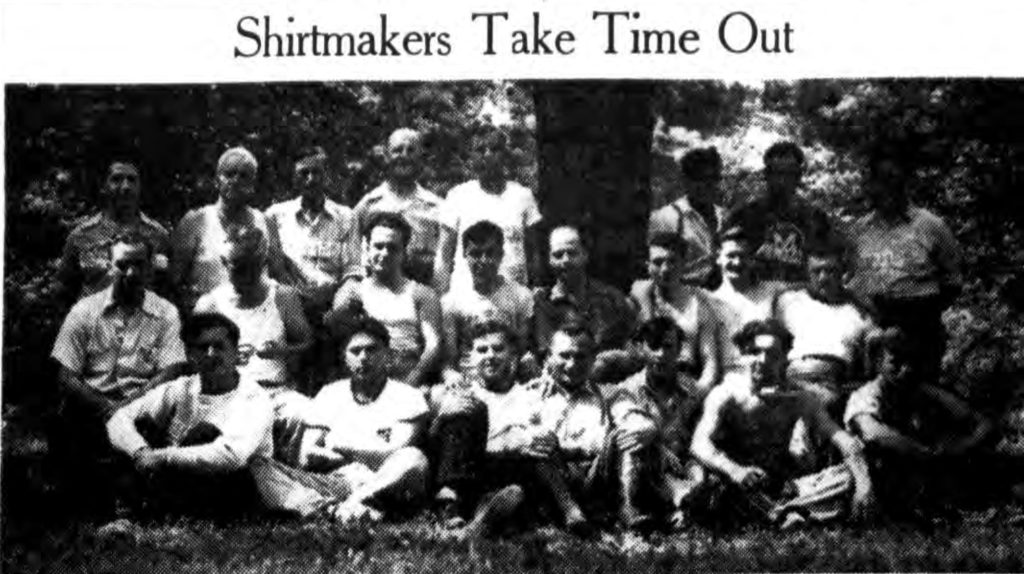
[757,222,805,266]
[377,427,392,443]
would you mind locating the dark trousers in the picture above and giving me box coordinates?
[46,394,119,518]
[874,294,948,382]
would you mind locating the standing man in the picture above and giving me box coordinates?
[50,232,187,516]
[435,128,543,293]
[722,142,833,285]
[355,128,444,286]
[106,312,275,519]
[648,147,724,288]
[441,221,535,375]
[332,213,443,388]
[58,160,170,304]
[848,148,963,383]
[265,146,362,314]
[171,147,285,309]
[710,228,787,384]
[630,232,721,393]
[690,319,876,528]
[775,240,877,411]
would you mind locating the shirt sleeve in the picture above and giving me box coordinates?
[106,379,181,455]
[162,387,275,472]
[50,304,89,374]
[340,212,364,281]
[437,185,462,231]
[521,186,542,227]
[924,212,964,287]
[388,383,429,423]
[155,306,187,368]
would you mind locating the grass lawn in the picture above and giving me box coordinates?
[5,415,1024,573]
[7,500,1024,573]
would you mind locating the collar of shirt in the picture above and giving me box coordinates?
[292,197,336,227]
[548,277,596,306]
[100,286,162,317]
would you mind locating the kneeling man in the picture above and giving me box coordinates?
[106,312,275,518]
[254,315,430,522]
[690,319,875,528]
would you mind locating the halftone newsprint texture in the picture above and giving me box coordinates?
[5,79,1024,571]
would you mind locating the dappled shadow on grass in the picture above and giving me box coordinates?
[6,513,1024,573]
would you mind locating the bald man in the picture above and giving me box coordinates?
[355,129,444,286]
[170,147,286,310]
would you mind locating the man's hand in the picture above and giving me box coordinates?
[256,340,289,360]
[613,427,648,453]
[523,433,558,459]
[132,448,167,473]
[731,465,768,490]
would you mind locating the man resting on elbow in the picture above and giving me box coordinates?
[106,312,275,520]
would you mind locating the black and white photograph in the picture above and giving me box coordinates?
[4,77,1024,571]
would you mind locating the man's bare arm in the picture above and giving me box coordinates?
[405,285,443,388]
[433,227,457,294]
[690,387,756,485]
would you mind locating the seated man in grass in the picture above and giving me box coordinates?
[690,319,876,529]
[253,314,430,523]
[106,312,275,519]
[608,317,710,532]
[845,327,1024,522]
[429,319,585,538]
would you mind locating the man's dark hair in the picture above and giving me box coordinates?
[733,319,794,355]
[109,229,154,261]
[719,225,751,247]
[806,236,851,268]
[182,312,241,347]
[462,220,504,250]
[634,316,684,349]
[763,141,805,169]
[293,145,328,165]
[551,317,596,351]
[467,318,519,354]
[680,147,722,181]
[325,307,391,350]
[362,211,412,248]
[649,231,688,260]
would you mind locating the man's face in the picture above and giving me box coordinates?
[294,154,327,202]
[365,226,405,278]
[718,239,752,284]
[110,242,150,302]
[647,245,681,289]
[223,248,264,289]
[643,329,681,380]
[188,326,238,378]
[867,159,908,215]
[807,255,844,300]
[471,133,506,180]
[217,156,256,208]
[470,331,515,390]
[345,332,388,384]
[465,238,503,286]
[545,331,594,390]
[102,162,141,211]
[685,168,722,206]
[764,155,802,198]
[746,333,788,392]
[548,228,587,282]
[386,132,423,181]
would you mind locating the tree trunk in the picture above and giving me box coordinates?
[533,81,655,291]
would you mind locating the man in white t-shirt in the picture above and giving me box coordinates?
[711,228,788,384]
[253,315,430,523]
[354,128,444,286]
[435,128,542,293]
[441,220,535,376]
[106,312,275,519]
[774,240,877,411]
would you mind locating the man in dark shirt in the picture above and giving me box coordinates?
[722,142,832,285]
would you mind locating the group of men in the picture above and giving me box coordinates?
[48,126,1022,539]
